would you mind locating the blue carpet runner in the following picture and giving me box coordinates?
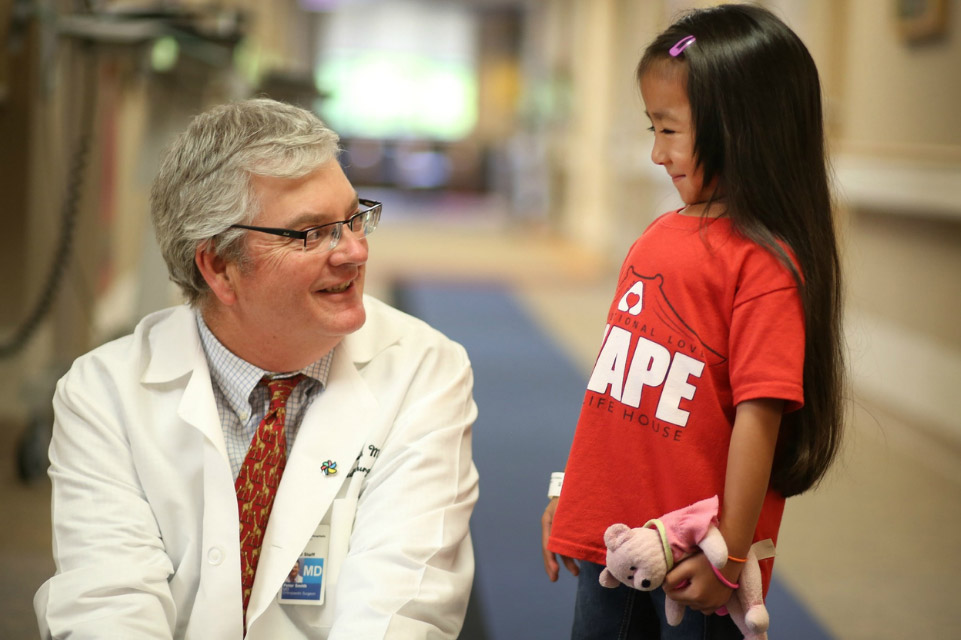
[394,281,833,640]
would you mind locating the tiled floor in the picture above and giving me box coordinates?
[3,197,959,638]
[0,420,56,640]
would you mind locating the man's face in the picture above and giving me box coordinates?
[223,160,368,370]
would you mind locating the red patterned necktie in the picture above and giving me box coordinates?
[236,374,305,626]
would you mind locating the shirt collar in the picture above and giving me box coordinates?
[195,311,331,419]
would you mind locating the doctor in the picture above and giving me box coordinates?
[35,99,479,639]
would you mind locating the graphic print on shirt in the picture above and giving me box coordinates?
[586,268,726,440]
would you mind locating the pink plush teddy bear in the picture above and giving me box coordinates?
[598,496,770,640]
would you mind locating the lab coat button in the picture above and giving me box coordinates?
[207,547,224,565]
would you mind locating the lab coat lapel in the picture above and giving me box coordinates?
[246,343,378,624]
[177,362,229,459]
[143,306,229,460]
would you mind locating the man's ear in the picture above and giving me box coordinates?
[195,242,238,306]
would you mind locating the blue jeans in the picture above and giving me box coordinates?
[571,561,744,640]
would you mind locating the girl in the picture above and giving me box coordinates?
[541,5,844,639]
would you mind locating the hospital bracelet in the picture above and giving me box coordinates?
[547,472,564,498]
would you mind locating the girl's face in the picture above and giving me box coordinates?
[640,67,717,209]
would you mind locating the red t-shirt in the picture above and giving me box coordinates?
[548,211,805,594]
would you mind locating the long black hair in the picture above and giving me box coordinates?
[638,4,844,497]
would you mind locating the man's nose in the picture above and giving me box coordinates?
[330,227,368,263]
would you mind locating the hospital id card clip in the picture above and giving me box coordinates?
[279,524,330,606]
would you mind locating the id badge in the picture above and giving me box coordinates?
[279,524,330,605]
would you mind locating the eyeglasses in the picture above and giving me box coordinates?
[229,199,382,252]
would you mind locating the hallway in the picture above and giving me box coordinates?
[5,194,960,639]
[2,1,960,637]
[366,202,961,639]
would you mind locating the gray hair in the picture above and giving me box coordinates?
[149,98,341,306]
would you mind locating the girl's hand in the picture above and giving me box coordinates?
[662,553,738,615]
[541,498,579,581]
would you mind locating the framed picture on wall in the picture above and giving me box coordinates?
[896,0,949,42]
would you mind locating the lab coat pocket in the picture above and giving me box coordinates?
[276,497,357,635]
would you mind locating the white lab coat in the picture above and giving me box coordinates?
[34,296,479,639]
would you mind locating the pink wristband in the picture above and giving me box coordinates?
[710,563,739,590]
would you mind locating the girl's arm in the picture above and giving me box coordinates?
[541,497,581,581]
[663,397,783,612]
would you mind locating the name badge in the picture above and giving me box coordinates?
[278,524,330,606]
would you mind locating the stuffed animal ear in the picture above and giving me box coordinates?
[603,523,632,550]
[598,567,621,589]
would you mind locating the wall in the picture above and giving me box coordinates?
[540,0,961,445]
[550,0,618,250]
[835,0,961,444]
[544,0,847,258]
[0,0,319,424]
[0,6,30,330]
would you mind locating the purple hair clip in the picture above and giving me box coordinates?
[669,35,696,57]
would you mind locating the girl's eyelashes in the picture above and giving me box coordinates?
[646,126,676,134]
